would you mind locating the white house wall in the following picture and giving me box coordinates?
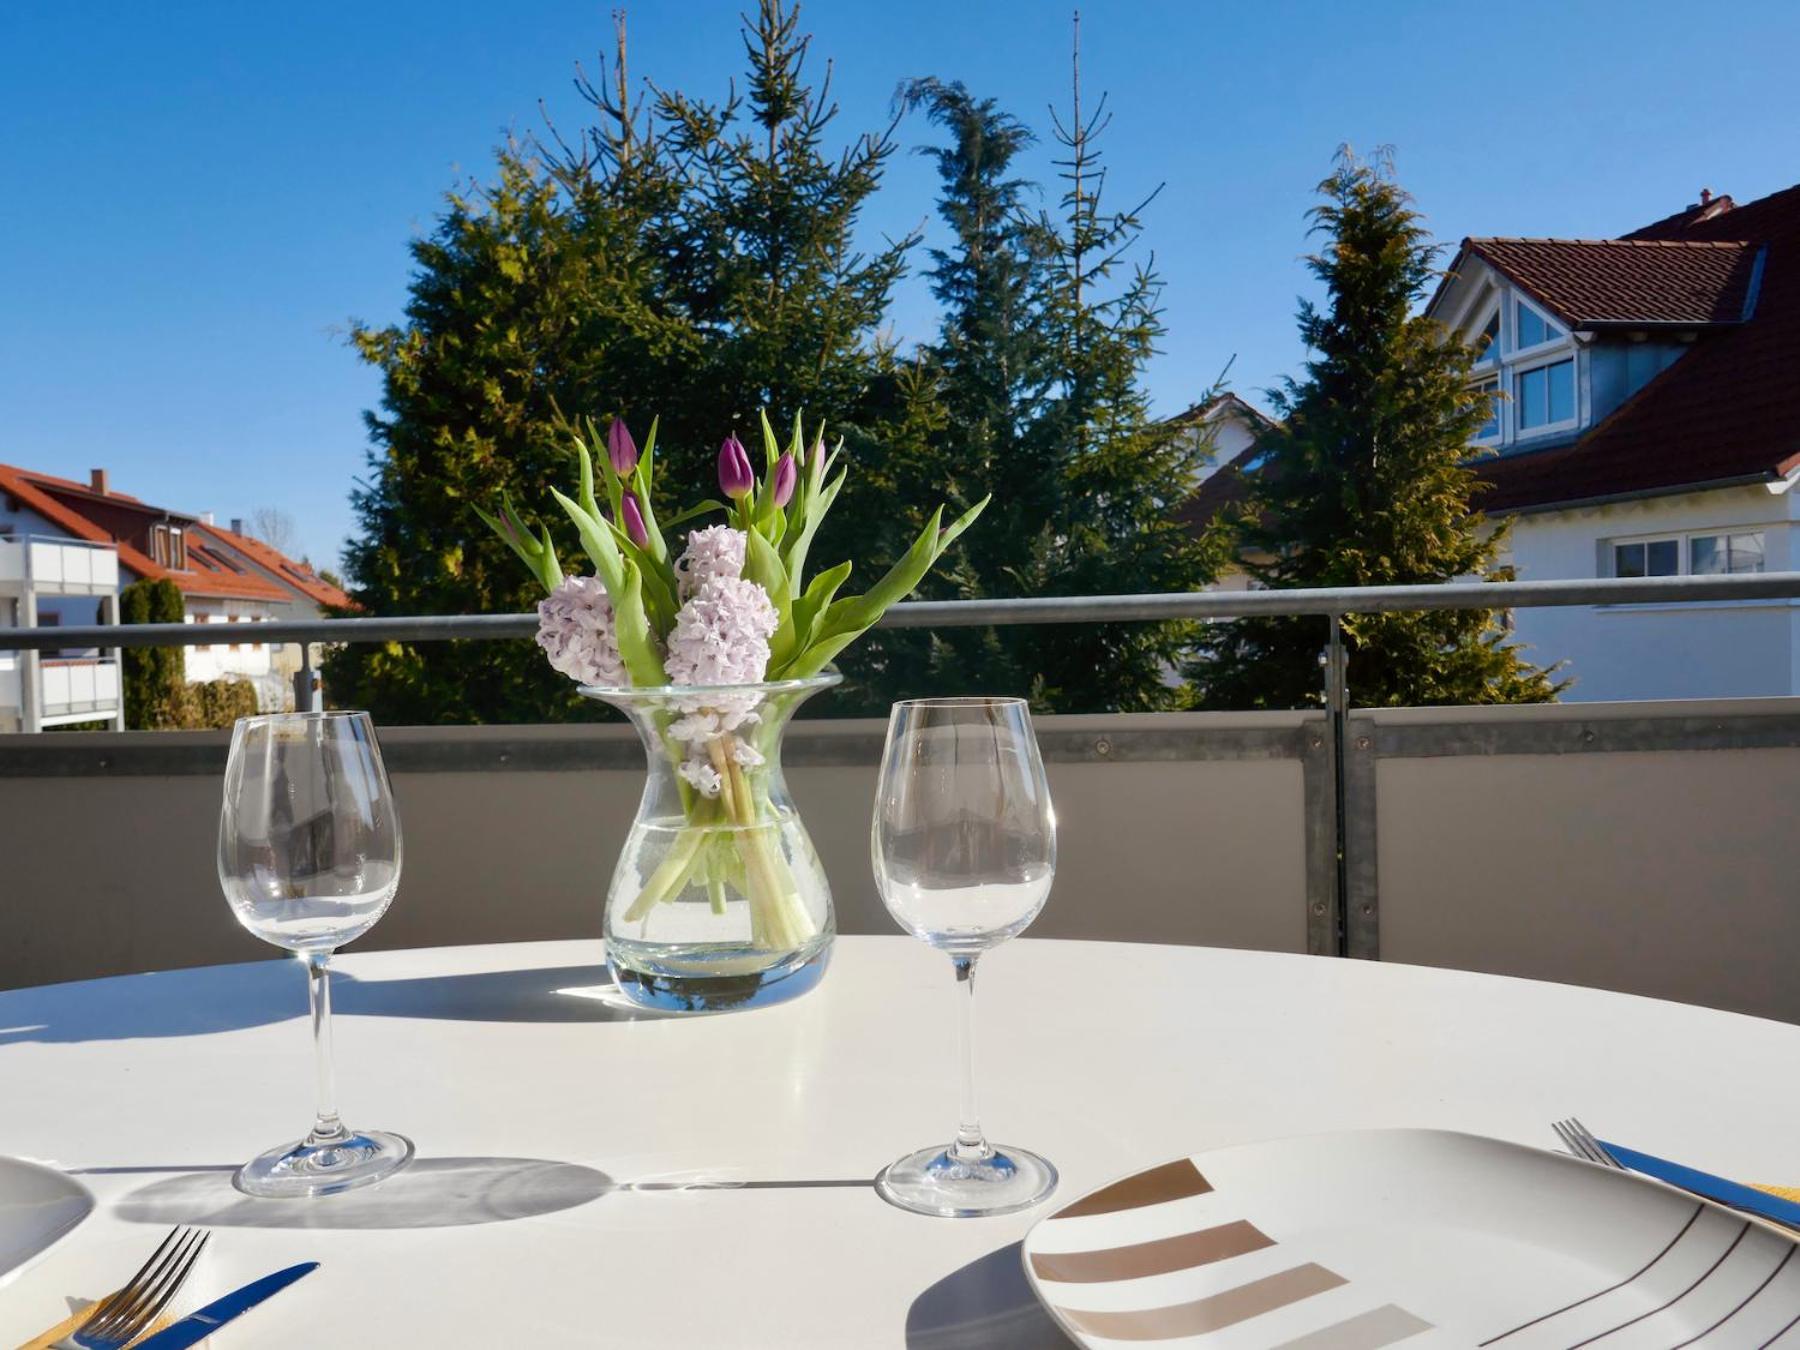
[1502,484,1798,700]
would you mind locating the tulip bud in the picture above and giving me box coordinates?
[607,418,639,475]
[772,452,798,508]
[718,433,755,499]
[620,491,649,548]
[810,436,826,469]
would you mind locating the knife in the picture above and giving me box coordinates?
[1601,1140,1800,1232]
[130,1262,319,1349]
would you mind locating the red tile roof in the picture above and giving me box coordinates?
[196,522,353,610]
[0,462,316,604]
[1463,238,1761,327]
[1474,182,1800,513]
[1170,394,1278,532]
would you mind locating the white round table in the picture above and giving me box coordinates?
[1,937,1796,1347]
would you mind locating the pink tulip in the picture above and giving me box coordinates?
[620,492,650,548]
[718,434,755,499]
[772,452,798,508]
[607,418,639,475]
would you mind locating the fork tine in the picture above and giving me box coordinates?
[1554,1118,1603,1165]
[109,1229,206,1340]
[80,1227,208,1347]
[128,1231,209,1338]
[81,1226,181,1330]
[1567,1117,1624,1170]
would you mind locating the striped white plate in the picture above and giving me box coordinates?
[1022,1128,1800,1348]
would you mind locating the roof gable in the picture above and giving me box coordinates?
[1476,181,1800,513]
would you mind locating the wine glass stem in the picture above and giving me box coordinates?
[303,951,348,1147]
[950,954,990,1162]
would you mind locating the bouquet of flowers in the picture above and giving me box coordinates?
[479,412,985,962]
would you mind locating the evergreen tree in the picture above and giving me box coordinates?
[1188,150,1561,709]
[331,3,918,722]
[120,577,187,729]
[848,40,1220,713]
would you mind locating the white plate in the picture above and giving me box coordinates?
[1022,1128,1800,1348]
[0,1157,93,1284]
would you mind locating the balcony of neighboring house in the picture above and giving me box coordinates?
[0,533,124,732]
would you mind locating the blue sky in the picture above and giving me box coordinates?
[3,1,1797,571]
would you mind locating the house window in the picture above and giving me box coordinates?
[150,523,187,570]
[1613,538,1680,579]
[1515,358,1575,431]
[1473,310,1500,366]
[1690,532,1766,574]
[1514,299,1566,351]
[1473,377,1501,440]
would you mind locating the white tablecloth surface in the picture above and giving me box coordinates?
[1,936,1796,1347]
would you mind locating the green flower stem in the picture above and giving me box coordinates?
[622,821,709,924]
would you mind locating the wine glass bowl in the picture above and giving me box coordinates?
[871,696,1058,1218]
[218,711,412,1198]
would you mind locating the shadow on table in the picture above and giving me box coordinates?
[0,962,666,1043]
[333,965,674,1023]
[113,1156,611,1230]
[905,1241,1073,1350]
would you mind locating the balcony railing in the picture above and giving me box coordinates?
[4,574,1800,1023]
[0,533,121,596]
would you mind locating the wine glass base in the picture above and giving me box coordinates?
[876,1143,1057,1218]
[233,1129,414,1199]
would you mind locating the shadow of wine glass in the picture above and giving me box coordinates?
[904,1240,1073,1349]
[0,961,672,1044]
[113,1157,612,1230]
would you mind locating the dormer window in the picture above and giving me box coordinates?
[1473,376,1501,440]
[1473,311,1500,366]
[151,522,187,570]
[1514,357,1575,432]
[1514,298,1566,352]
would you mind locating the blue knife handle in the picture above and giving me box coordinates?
[1603,1141,1800,1230]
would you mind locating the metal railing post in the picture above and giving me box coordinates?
[1321,615,1350,957]
[293,643,323,713]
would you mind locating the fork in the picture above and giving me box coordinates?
[1552,1117,1620,1169]
[56,1227,210,1350]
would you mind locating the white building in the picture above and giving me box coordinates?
[1423,182,1800,700]
[0,464,353,726]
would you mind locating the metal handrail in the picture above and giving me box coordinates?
[0,571,1795,652]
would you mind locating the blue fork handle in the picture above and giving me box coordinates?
[1603,1140,1800,1231]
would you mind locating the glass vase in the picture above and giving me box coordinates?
[582,674,840,1012]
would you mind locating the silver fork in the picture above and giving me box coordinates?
[59,1227,210,1350]
[1553,1117,1622,1169]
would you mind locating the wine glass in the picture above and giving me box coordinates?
[871,696,1058,1217]
[218,710,413,1197]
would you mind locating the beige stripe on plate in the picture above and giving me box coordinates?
[1030,1219,1275,1283]
[1272,1304,1434,1349]
[1057,1263,1348,1341]
[1053,1159,1212,1219]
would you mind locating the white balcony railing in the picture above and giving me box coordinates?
[0,534,120,596]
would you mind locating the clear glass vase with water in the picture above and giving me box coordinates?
[583,674,839,1012]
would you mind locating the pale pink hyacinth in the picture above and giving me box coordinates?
[536,575,629,688]
[665,573,779,797]
[675,524,747,600]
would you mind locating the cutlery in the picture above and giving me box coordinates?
[37,1227,210,1350]
[1554,1116,1800,1234]
[130,1262,318,1349]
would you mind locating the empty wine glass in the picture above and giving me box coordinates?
[218,710,412,1197]
[871,696,1058,1217]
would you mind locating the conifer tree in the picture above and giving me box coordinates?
[1189,150,1561,709]
[848,34,1220,713]
[331,3,917,721]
